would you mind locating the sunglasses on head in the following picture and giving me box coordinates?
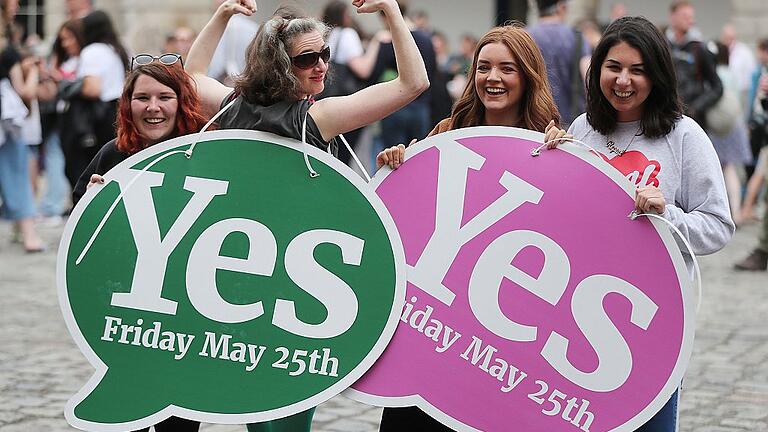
[130,53,183,70]
[291,46,330,70]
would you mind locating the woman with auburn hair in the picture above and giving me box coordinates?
[72,61,209,208]
[379,23,563,432]
[429,23,561,136]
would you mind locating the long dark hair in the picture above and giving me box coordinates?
[53,19,84,68]
[448,24,560,132]
[585,16,683,138]
[322,0,346,28]
[81,10,129,70]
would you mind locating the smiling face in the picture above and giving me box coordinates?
[670,4,695,36]
[59,27,80,58]
[474,42,525,125]
[130,74,178,146]
[289,30,328,99]
[599,41,652,122]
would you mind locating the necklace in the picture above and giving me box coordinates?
[605,128,641,156]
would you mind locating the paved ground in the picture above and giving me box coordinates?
[0,218,766,432]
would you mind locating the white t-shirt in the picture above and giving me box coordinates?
[208,15,259,82]
[327,27,363,65]
[78,43,125,102]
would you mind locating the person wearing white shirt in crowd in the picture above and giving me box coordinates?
[62,10,128,188]
[207,0,259,86]
[720,23,757,109]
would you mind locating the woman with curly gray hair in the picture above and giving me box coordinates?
[186,0,429,170]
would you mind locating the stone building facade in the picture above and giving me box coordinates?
[40,0,768,57]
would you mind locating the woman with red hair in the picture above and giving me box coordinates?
[72,61,209,205]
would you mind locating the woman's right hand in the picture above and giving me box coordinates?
[86,174,105,190]
[544,120,572,149]
[352,0,397,16]
[218,0,257,17]
[376,142,408,170]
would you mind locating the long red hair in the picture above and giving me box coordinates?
[448,24,560,132]
[116,63,210,154]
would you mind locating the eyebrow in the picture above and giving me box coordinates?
[605,58,644,67]
[477,59,518,66]
[132,91,177,97]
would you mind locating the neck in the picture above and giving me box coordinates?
[617,111,642,122]
[539,15,562,24]
[673,28,686,42]
[484,109,520,127]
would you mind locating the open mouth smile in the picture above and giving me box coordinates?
[486,87,507,95]
[613,90,634,98]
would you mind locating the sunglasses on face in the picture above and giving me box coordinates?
[130,53,183,70]
[291,46,330,70]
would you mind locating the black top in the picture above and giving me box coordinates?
[218,93,338,157]
[72,139,126,205]
[0,46,20,80]
[370,29,436,107]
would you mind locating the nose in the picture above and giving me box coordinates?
[146,97,160,111]
[488,66,501,81]
[617,69,630,86]
[316,57,328,72]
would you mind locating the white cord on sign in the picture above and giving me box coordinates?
[185,97,238,158]
[301,106,319,178]
[339,133,371,182]
[629,211,703,314]
[76,97,241,265]
[75,149,188,265]
[531,137,601,157]
[533,136,703,313]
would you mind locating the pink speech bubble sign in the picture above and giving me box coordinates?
[349,127,693,432]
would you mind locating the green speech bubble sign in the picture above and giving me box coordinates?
[57,130,405,430]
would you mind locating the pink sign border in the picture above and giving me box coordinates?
[346,126,695,432]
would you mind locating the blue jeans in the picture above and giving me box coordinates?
[636,389,679,432]
[379,102,432,149]
[38,131,69,216]
[0,131,36,220]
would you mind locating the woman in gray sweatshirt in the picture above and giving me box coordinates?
[547,15,734,432]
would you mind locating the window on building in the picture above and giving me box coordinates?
[14,0,45,44]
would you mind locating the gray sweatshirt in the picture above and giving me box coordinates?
[568,114,735,257]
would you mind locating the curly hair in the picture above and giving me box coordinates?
[116,63,209,154]
[235,6,329,106]
[448,23,560,132]
[585,16,683,138]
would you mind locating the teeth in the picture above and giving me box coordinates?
[614,90,633,98]
[486,88,506,94]
[145,118,164,124]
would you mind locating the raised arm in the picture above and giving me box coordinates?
[309,0,429,141]
[186,0,257,116]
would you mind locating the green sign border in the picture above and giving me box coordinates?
[57,129,407,430]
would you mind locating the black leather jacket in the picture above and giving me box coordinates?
[667,32,723,127]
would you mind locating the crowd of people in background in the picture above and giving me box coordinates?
[0,0,766,259]
[0,0,764,430]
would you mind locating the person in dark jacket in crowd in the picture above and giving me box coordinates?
[664,0,722,128]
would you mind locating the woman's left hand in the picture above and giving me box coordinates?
[376,143,407,169]
[635,186,666,214]
[544,120,572,149]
